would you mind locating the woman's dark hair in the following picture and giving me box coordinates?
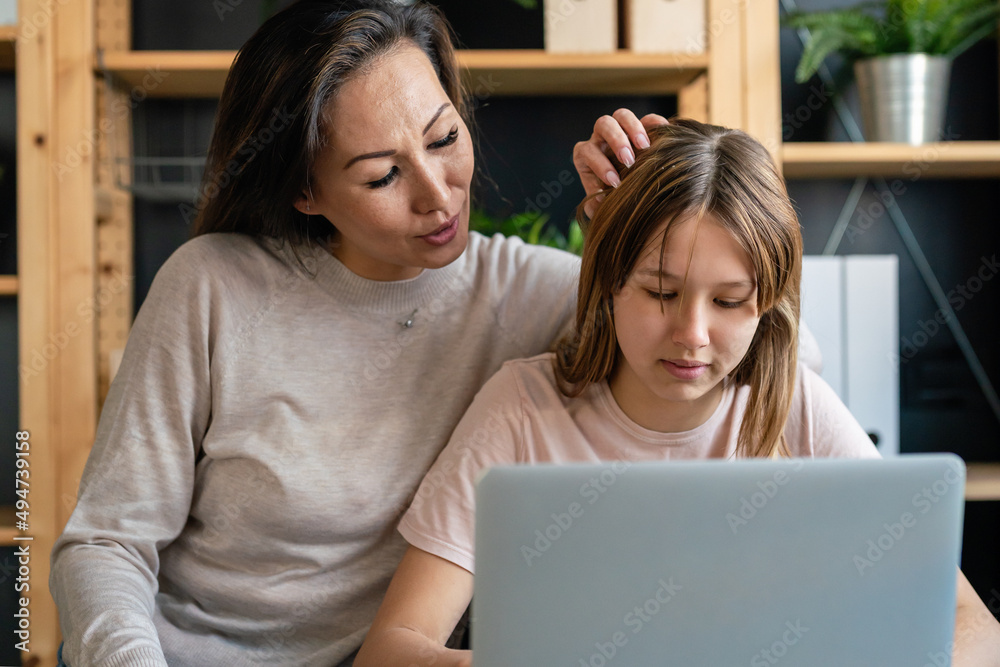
[555,119,803,458]
[191,0,468,245]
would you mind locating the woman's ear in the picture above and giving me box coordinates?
[292,193,313,215]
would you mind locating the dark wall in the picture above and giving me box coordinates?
[0,65,16,508]
[0,65,18,667]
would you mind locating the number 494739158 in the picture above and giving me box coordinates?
[15,431,29,530]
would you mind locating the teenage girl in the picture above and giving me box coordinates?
[356,119,1000,667]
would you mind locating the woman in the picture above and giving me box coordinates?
[49,1,662,665]
[356,120,1000,667]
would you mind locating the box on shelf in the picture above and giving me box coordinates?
[0,0,16,26]
[544,0,617,54]
[623,0,706,54]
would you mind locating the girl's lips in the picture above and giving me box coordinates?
[419,215,459,247]
[662,360,709,380]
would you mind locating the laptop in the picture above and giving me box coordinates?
[472,455,965,667]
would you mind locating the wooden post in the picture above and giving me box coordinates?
[707,0,745,129]
[95,0,133,403]
[679,72,709,123]
[17,0,97,663]
[743,0,782,163]
[17,0,59,661]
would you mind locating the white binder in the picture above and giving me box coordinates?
[801,255,900,456]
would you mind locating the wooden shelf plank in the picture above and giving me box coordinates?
[782,142,1000,179]
[99,49,709,98]
[966,463,1000,502]
[100,50,234,98]
[459,50,708,96]
[0,275,17,295]
[0,24,15,71]
[0,506,21,546]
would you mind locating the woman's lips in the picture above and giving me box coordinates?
[662,360,709,380]
[419,215,459,247]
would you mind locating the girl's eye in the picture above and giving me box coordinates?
[715,299,747,309]
[646,290,677,301]
[430,127,459,149]
[367,166,399,189]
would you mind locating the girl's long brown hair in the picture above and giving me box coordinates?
[555,119,802,458]
[191,0,468,247]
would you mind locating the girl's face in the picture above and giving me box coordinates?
[295,43,474,281]
[609,215,761,432]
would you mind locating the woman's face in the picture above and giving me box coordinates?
[609,215,761,432]
[296,42,474,281]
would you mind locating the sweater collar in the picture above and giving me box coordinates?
[285,240,469,315]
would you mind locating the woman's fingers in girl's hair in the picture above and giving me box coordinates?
[574,110,669,219]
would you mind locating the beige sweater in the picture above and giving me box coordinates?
[50,232,579,667]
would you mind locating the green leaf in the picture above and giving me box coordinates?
[566,221,585,256]
[785,0,1000,82]
[932,0,1000,54]
[943,18,1000,58]
[509,0,538,9]
[469,208,583,255]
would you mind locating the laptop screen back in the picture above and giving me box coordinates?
[473,455,965,667]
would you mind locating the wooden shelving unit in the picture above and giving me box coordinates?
[782,140,1000,499]
[99,49,711,98]
[0,275,16,295]
[782,141,1000,179]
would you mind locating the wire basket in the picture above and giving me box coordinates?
[106,80,215,204]
[114,156,206,203]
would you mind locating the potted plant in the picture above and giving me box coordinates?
[470,209,584,256]
[785,0,1000,144]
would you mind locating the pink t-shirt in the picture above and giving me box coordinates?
[398,353,881,573]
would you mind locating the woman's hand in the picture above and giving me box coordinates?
[573,109,669,220]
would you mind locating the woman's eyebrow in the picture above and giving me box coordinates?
[422,103,451,136]
[344,149,396,169]
[343,103,453,170]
